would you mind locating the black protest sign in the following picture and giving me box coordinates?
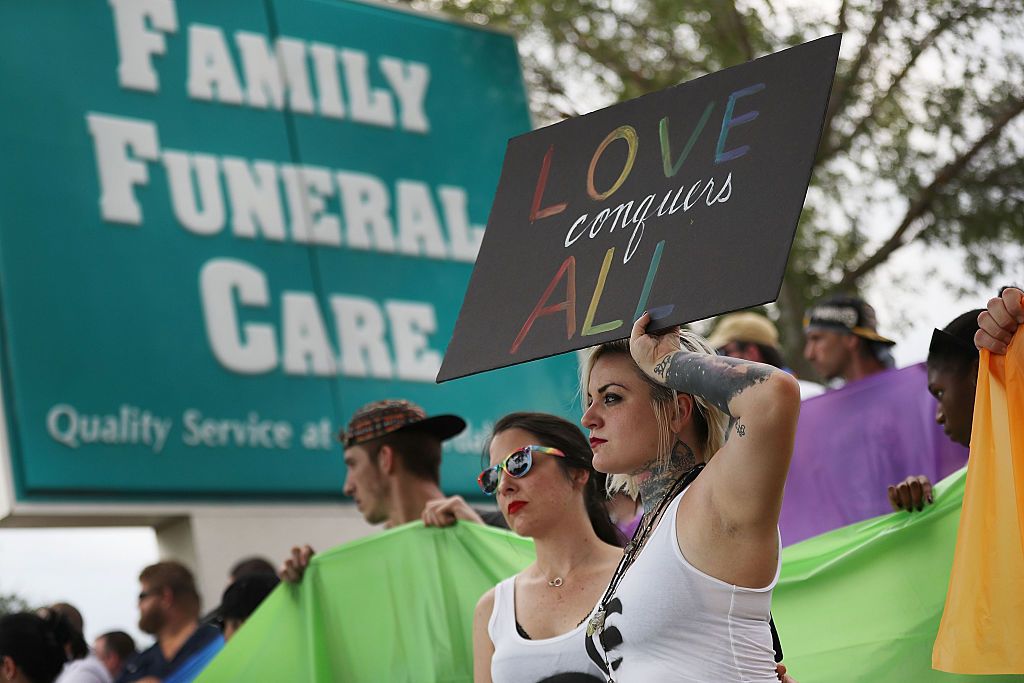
[437,34,841,382]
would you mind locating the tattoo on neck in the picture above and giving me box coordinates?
[637,440,696,512]
[660,352,774,416]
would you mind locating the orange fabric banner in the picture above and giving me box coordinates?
[932,334,1024,674]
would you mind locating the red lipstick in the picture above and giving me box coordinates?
[507,501,528,515]
[589,437,606,448]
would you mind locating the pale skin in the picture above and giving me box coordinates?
[470,428,622,683]
[585,312,801,590]
[0,655,28,683]
[280,441,483,583]
[803,328,885,383]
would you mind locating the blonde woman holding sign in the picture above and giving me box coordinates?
[580,312,800,682]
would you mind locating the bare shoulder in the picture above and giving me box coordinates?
[475,586,497,616]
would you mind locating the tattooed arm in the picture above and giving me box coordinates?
[630,312,795,419]
[630,312,800,532]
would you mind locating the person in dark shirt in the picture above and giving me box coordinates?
[94,632,135,681]
[116,562,221,683]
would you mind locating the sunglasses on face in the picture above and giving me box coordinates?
[477,445,565,495]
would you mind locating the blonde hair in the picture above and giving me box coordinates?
[580,331,730,498]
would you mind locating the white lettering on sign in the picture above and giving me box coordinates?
[386,300,441,382]
[187,24,245,105]
[85,114,484,261]
[86,113,160,225]
[45,404,337,454]
[563,173,733,264]
[107,1,432,131]
[199,258,444,382]
[200,259,277,374]
[182,409,293,448]
[47,403,172,454]
[279,164,342,247]
[163,150,226,234]
[107,0,178,92]
[221,157,287,241]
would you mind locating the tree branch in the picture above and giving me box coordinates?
[820,6,992,164]
[836,97,1024,288]
[836,0,849,33]
[822,0,900,144]
[726,0,755,62]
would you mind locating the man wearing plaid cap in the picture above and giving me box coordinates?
[803,295,897,384]
[280,399,503,582]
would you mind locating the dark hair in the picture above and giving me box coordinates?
[35,606,87,661]
[0,612,68,683]
[364,429,442,484]
[488,412,623,547]
[751,343,786,370]
[220,574,279,622]
[139,561,201,615]
[229,557,277,581]
[96,631,136,661]
[928,309,983,374]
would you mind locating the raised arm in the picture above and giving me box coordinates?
[976,287,1023,354]
[630,313,801,528]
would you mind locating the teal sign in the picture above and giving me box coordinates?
[0,0,579,502]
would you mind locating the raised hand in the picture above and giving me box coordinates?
[422,495,485,527]
[279,544,315,583]
[976,287,1023,354]
[629,311,682,382]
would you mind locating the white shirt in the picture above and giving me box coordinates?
[489,575,605,683]
[583,488,781,682]
[56,654,113,683]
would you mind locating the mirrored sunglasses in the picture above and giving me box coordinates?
[477,445,565,495]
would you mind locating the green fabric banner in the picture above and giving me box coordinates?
[200,469,1023,682]
[196,522,534,683]
[775,467,1021,681]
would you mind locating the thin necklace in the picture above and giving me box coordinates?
[545,544,598,588]
[587,463,705,681]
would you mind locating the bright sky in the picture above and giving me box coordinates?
[0,527,158,647]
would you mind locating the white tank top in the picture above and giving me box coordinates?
[583,487,781,682]
[489,575,606,683]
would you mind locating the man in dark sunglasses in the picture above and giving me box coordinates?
[281,399,505,582]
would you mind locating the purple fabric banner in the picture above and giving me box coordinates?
[779,363,968,545]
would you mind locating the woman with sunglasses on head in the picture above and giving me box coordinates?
[579,312,801,682]
[426,411,621,683]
